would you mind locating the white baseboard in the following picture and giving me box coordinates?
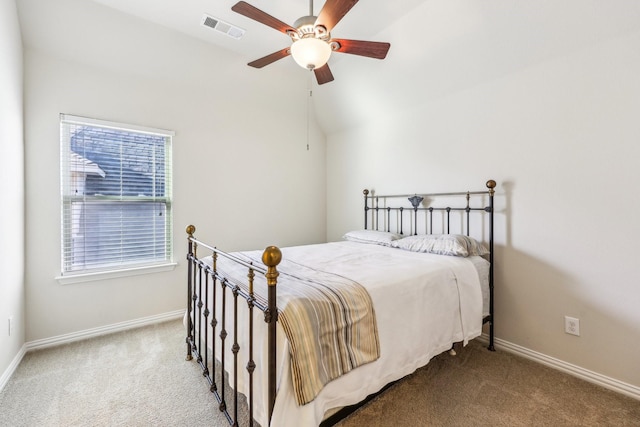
[0,344,27,393]
[479,334,640,401]
[0,309,184,393]
[25,309,184,351]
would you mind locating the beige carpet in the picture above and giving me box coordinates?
[334,340,640,427]
[1,319,639,426]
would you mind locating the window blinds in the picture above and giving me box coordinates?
[60,114,174,275]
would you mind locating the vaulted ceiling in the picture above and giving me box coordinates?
[23,0,640,134]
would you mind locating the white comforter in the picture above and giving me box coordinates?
[200,241,486,427]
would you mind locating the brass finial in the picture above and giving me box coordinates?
[486,180,496,196]
[262,246,282,267]
[262,246,282,287]
[186,225,196,236]
[363,189,369,196]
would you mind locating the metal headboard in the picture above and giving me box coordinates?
[363,179,496,351]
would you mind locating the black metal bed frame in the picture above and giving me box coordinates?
[185,179,496,427]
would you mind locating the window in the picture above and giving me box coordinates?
[59,114,174,280]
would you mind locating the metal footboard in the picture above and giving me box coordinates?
[185,225,280,426]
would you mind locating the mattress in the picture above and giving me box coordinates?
[197,240,488,427]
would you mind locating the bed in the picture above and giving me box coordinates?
[185,180,496,426]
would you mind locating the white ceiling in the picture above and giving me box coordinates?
[89,0,426,62]
[32,0,640,133]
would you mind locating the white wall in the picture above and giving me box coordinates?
[327,28,640,390]
[19,0,326,341]
[0,0,25,384]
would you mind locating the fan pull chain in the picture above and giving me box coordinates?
[306,71,312,151]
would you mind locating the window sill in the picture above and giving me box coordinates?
[55,262,178,285]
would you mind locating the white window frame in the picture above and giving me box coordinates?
[57,114,176,284]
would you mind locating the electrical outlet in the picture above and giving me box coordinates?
[8,316,14,336]
[565,316,580,336]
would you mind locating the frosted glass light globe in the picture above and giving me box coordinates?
[290,38,332,70]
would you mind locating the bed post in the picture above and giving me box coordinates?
[186,225,196,361]
[363,189,370,230]
[262,245,282,426]
[486,180,496,351]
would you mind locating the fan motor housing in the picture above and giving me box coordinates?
[289,15,330,41]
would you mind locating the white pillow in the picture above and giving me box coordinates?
[391,234,489,257]
[342,230,402,246]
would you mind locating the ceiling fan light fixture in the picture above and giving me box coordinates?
[290,37,332,70]
[231,0,390,84]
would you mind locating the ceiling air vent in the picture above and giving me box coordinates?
[201,14,245,40]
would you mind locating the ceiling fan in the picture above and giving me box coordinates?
[231,0,391,85]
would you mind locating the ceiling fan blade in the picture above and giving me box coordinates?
[247,47,291,68]
[315,0,359,32]
[231,1,295,35]
[314,64,335,85]
[331,39,390,59]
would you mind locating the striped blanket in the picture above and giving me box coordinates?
[215,249,380,406]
